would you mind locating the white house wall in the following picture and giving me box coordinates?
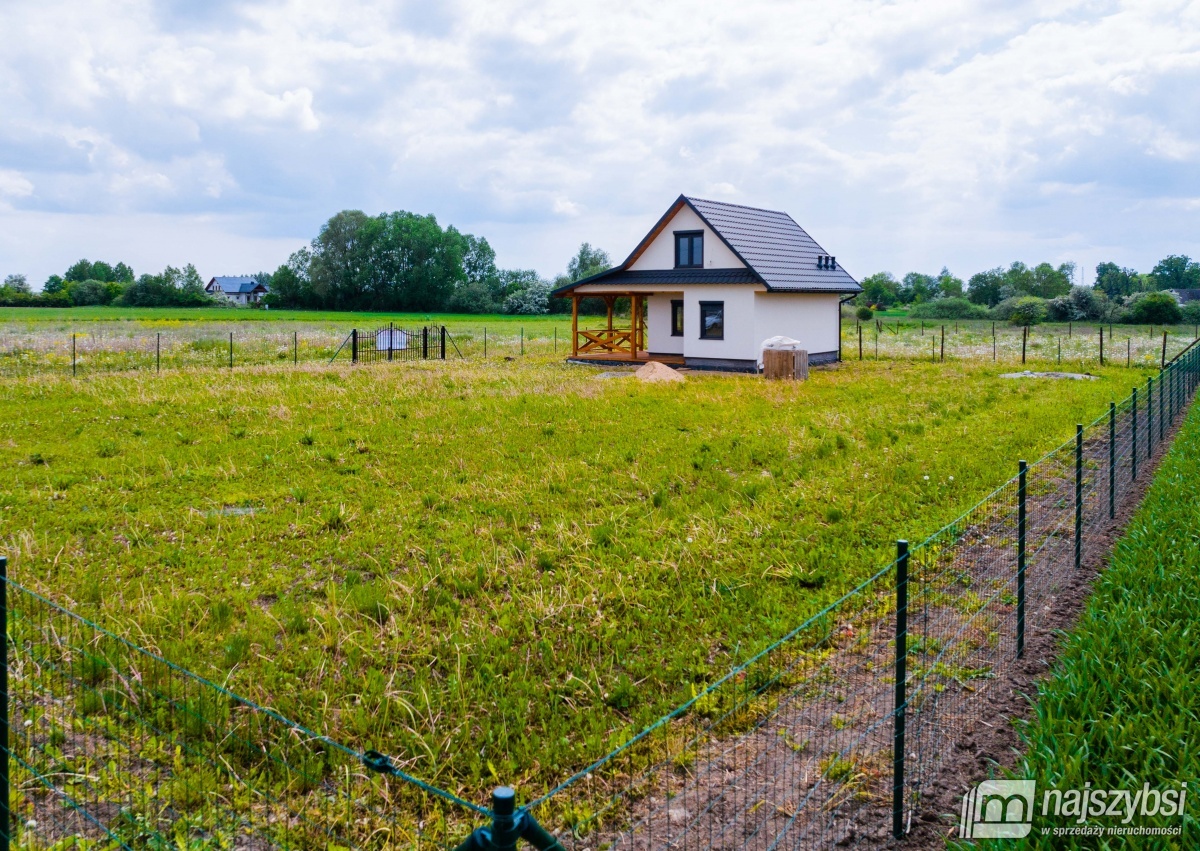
[682,285,760,362]
[646,293,683,355]
[753,292,840,356]
[628,206,745,272]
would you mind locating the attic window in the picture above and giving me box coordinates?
[675,231,703,269]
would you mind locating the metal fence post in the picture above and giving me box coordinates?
[892,539,908,840]
[156,333,160,373]
[441,326,447,360]
[1017,461,1027,657]
[1132,388,1138,481]
[1147,377,1154,457]
[229,332,234,369]
[484,327,488,358]
[1100,326,1104,366]
[859,323,863,360]
[352,329,359,363]
[1022,325,1027,364]
[941,325,945,362]
[422,327,428,360]
[1109,402,1116,519]
[388,322,394,362]
[1075,425,1083,570]
[71,333,76,377]
[521,327,525,356]
[1,555,8,851]
[294,331,298,365]
[1160,365,1166,441]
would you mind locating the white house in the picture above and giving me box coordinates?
[206,276,268,305]
[553,195,861,372]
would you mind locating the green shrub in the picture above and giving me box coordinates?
[1122,290,1182,325]
[854,305,873,321]
[994,295,1047,326]
[907,297,988,320]
[1182,301,1200,325]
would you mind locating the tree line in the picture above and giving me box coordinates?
[265,209,611,314]
[857,256,1200,326]
[0,260,215,308]
[0,208,615,314]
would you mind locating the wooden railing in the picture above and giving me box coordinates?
[576,328,637,355]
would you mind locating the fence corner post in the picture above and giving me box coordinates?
[492,786,519,851]
[441,325,447,361]
[893,540,908,839]
[351,329,358,364]
[1017,461,1027,657]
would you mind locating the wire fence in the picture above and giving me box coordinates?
[843,317,1199,368]
[2,339,1198,849]
[0,321,570,377]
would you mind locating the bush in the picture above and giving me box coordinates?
[1009,297,1048,326]
[907,297,988,320]
[1122,290,1182,325]
[503,280,551,315]
[1046,286,1105,322]
[1181,301,1200,325]
[68,279,113,306]
[854,305,873,321]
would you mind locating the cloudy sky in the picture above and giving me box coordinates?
[2,0,1199,288]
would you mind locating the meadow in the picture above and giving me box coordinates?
[0,350,1147,800]
[2,307,1199,377]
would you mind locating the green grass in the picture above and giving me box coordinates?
[0,356,1134,800]
[964,402,1200,849]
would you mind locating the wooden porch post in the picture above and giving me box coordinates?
[571,293,579,356]
[605,296,614,333]
[631,294,640,359]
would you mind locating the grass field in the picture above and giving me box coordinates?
[0,355,1140,799]
[971,401,1200,848]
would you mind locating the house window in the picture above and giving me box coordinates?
[675,231,704,268]
[670,299,684,336]
[699,301,724,340]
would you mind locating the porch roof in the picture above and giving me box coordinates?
[557,268,759,293]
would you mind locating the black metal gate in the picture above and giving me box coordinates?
[349,325,446,363]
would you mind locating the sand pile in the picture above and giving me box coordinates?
[635,361,685,383]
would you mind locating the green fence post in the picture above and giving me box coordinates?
[1018,460,1027,656]
[893,539,908,840]
[1161,364,1166,441]
[1075,425,1083,570]
[1132,388,1138,481]
[1147,377,1154,457]
[1109,403,1116,519]
[1,555,8,851]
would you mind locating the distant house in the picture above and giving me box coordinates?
[1169,289,1200,304]
[206,276,268,305]
[552,195,861,372]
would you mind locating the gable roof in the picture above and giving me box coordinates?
[208,276,268,294]
[553,195,861,295]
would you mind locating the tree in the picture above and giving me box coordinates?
[936,267,964,299]
[3,274,30,294]
[68,279,111,306]
[899,272,937,304]
[1148,255,1200,291]
[1047,286,1105,322]
[859,272,899,307]
[566,243,611,281]
[1002,262,1035,295]
[1028,262,1072,299]
[114,262,135,283]
[43,274,65,295]
[1094,262,1140,300]
[64,259,93,282]
[967,268,1006,307]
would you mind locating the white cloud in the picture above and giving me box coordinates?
[1,0,1199,286]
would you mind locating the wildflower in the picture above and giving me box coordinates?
[923,475,930,481]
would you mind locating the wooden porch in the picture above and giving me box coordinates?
[570,292,661,361]
[568,351,685,366]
